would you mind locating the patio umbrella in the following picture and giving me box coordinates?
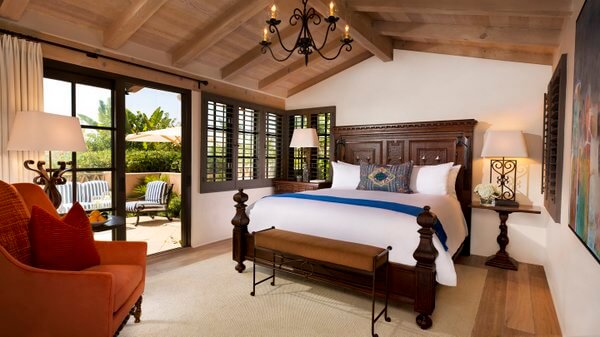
[125,126,181,145]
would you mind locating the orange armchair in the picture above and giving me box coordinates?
[0,182,146,337]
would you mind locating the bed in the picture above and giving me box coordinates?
[231,119,477,329]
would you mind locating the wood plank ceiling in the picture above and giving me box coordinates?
[0,0,571,99]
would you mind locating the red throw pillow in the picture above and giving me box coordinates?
[29,202,100,270]
[0,181,32,265]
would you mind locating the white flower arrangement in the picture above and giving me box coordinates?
[474,183,501,200]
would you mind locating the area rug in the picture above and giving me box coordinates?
[121,254,487,337]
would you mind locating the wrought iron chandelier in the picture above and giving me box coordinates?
[259,0,353,66]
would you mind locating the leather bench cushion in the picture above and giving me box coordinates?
[84,264,143,312]
[255,229,386,272]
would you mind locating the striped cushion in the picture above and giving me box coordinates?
[80,201,112,211]
[0,181,32,265]
[79,180,110,203]
[145,181,168,204]
[56,182,74,206]
[125,201,166,212]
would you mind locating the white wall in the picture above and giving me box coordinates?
[544,1,600,335]
[190,91,273,247]
[287,49,552,265]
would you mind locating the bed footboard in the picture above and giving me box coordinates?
[231,189,249,273]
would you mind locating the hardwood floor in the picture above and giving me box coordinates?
[146,239,232,278]
[456,255,562,337]
[147,241,562,337]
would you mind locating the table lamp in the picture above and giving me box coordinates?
[289,128,319,182]
[480,130,528,207]
[6,111,87,208]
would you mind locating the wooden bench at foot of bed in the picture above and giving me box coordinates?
[251,228,391,337]
[231,189,440,330]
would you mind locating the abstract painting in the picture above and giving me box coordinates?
[570,0,600,263]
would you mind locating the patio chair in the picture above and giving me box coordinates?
[125,181,173,226]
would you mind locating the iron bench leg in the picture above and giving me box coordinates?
[372,247,392,337]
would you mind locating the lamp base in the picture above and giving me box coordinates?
[302,166,310,183]
[494,199,519,207]
[24,160,70,209]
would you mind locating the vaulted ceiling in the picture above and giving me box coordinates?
[0,0,571,99]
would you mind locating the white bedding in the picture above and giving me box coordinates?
[247,189,468,286]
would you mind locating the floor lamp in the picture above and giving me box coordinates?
[481,130,528,207]
[290,128,319,182]
[6,111,87,208]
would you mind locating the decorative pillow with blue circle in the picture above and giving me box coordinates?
[357,162,413,193]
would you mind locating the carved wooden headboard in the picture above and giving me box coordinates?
[332,119,477,255]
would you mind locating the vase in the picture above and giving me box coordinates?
[480,197,494,206]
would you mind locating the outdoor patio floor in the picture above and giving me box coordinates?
[94,216,182,255]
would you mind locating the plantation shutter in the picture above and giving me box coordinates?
[265,112,283,179]
[311,112,331,181]
[206,100,233,183]
[238,107,259,181]
[542,54,566,223]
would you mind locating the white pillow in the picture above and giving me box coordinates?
[447,165,461,198]
[331,161,360,189]
[409,162,454,195]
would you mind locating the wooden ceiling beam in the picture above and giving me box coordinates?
[221,26,297,80]
[287,51,372,97]
[258,43,341,90]
[103,0,169,49]
[172,0,271,67]
[0,0,29,21]
[376,21,560,50]
[347,0,571,17]
[394,40,553,65]
[310,0,393,62]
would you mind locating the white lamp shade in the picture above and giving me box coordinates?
[481,130,528,158]
[289,128,319,148]
[6,111,87,152]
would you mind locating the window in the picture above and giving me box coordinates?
[43,73,115,215]
[201,96,334,192]
[287,107,335,181]
[201,94,284,192]
[288,115,308,178]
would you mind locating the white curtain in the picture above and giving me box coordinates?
[0,34,44,183]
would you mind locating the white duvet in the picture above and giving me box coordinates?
[247,189,468,286]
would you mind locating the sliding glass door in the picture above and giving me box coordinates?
[43,61,191,251]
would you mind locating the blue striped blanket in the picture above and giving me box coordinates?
[269,193,448,251]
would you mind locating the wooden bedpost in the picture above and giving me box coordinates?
[232,189,249,273]
[413,206,439,329]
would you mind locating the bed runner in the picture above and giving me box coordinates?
[269,193,448,251]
